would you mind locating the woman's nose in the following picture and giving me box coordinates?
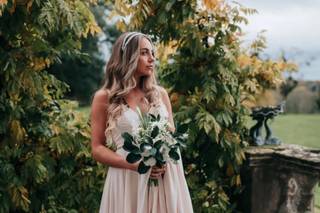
[148,54,155,62]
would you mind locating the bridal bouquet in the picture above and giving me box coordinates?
[122,108,188,186]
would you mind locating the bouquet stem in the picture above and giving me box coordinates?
[148,178,159,187]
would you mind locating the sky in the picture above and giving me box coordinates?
[238,0,320,80]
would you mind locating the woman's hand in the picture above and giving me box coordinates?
[150,164,166,179]
[129,162,140,172]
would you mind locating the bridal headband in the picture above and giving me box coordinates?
[121,32,149,51]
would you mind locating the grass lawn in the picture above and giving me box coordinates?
[81,106,320,210]
[268,114,320,149]
[78,106,90,116]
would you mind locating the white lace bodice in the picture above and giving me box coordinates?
[111,101,169,149]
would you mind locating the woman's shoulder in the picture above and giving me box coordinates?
[155,85,171,107]
[155,85,168,97]
[92,89,109,105]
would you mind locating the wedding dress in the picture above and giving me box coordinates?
[99,100,193,213]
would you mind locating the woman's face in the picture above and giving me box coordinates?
[135,37,155,78]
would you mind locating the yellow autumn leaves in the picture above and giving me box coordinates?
[0,0,102,37]
[9,120,27,144]
[0,0,34,15]
[237,52,297,108]
[203,0,224,11]
[0,0,7,5]
[0,0,7,16]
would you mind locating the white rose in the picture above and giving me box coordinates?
[144,157,156,166]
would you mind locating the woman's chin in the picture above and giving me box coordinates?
[136,69,153,78]
[142,70,153,77]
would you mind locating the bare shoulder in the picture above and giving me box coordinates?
[156,85,171,109]
[156,85,175,130]
[91,89,109,124]
[91,89,109,116]
[156,85,169,99]
[92,89,109,105]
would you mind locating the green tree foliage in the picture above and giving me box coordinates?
[112,0,296,212]
[47,34,105,105]
[48,2,121,105]
[0,1,105,212]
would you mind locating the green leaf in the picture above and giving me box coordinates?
[155,151,164,162]
[154,140,164,149]
[123,140,139,153]
[122,132,134,143]
[146,135,153,144]
[218,156,224,168]
[137,161,150,174]
[151,126,159,138]
[165,1,175,11]
[176,123,188,134]
[126,153,141,163]
[169,149,180,161]
[149,113,156,121]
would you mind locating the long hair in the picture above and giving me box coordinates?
[102,32,160,142]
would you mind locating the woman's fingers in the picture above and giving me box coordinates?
[155,166,166,173]
[150,165,166,178]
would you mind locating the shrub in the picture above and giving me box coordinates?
[0,1,105,212]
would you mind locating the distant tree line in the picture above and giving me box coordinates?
[284,79,320,113]
[259,76,320,114]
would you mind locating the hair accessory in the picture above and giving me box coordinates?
[121,32,144,51]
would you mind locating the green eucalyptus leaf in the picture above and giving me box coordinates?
[123,140,139,153]
[126,153,141,163]
[169,150,180,161]
[137,161,151,174]
[151,126,159,138]
[177,123,188,134]
[155,151,164,162]
[122,132,134,143]
[154,140,164,149]
[149,113,156,121]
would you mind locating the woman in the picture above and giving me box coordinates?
[91,32,193,213]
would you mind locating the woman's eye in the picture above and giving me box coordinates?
[140,50,155,57]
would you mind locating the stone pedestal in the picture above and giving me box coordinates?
[239,144,320,213]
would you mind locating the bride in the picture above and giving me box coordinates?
[90,32,193,213]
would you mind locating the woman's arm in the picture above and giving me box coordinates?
[91,89,138,171]
[158,86,176,132]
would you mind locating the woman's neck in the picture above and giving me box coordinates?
[134,75,143,91]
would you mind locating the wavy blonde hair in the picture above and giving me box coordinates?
[102,32,160,142]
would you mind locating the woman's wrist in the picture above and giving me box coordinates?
[129,162,139,172]
[120,157,138,171]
